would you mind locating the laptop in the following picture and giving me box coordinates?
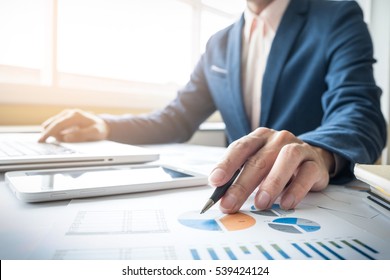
[0,133,159,171]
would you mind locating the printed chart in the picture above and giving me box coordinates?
[250,204,294,216]
[53,246,177,260]
[32,191,390,260]
[67,209,169,235]
[178,210,256,232]
[268,217,321,234]
[188,238,380,260]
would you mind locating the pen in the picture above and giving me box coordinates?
[200,168,241,214]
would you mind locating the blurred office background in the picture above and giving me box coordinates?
[0,0,388,160]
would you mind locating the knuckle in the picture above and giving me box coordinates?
[65,108,77,114]
[252,127,271,136]
[72,109,83,118]
[303,160,318,171]
[266,175,284,189]
[280,143,303,159]
[231,182,251,197]
[291,180,307,192]
[246,156,267,170]
[229,138,252,154]
[274,130,295,144]
[312,180,328,191]
[301,156,328,178]
[62,109,78,119]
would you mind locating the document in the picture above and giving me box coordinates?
[30,186,390,260]
[354,164,390,194]
[303,184,378,218]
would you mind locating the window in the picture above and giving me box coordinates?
[0,0,244,109]
[0,0,46,84]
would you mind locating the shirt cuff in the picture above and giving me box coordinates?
[330,153,347,178]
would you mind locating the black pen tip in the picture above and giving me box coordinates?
[200,199,214,214]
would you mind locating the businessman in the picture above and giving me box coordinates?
[39,0,387,213]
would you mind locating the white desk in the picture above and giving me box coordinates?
[0,144,389,260]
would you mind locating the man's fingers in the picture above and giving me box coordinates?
[41,109,70,129]
[39,114,79,142]
[219,149,271,213]
[39,110,100,143]
[210,128,332,213]
[62,125,107,142]
[208,128,270,187]
[255,142,329,210]
[280,160,328,210]
[254,143,308,208]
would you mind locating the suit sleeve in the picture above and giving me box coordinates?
[298,2,387,183]
[100,55,217,145]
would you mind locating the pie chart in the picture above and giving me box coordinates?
[250,204,294,217]
[178,210,256,232]
[268,217,321,234]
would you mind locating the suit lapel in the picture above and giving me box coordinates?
[227,15,251,136]
[260,0,309,126]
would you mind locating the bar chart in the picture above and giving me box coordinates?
[32,189,390,260]
[188,238,381,260]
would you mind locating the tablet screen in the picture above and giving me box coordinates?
[17,166,193,192]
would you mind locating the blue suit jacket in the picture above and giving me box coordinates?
[104,0,387,182]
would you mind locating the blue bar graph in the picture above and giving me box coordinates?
[342,240,375,260]
[256,245,274,260]
[353,239,378,254]
[190,249,200,260]
[305,242,330,260]
[271,244,290,259]
[291,243,312,258]
[240,246,251,255]
[188,238,382,260]
[207,248,219,260]
[224,247,237,260]
[317,242,345,260]
[329,241,342,249]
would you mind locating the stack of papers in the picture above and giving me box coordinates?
[354,164,390,218]
[29,188,390,260]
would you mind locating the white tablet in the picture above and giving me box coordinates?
[5,164,208,202]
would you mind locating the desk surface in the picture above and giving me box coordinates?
[1,144,389,260]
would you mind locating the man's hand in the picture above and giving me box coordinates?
[38,109,109,143]
[208,128,335,213]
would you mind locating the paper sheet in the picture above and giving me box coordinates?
[303,184,377,218]
[30,186,390,260]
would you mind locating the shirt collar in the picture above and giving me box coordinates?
[244,0,290,38]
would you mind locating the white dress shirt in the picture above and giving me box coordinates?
[242,0,344,176]
[242,0,290,130]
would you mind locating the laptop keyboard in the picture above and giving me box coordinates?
[0,141,77,157]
